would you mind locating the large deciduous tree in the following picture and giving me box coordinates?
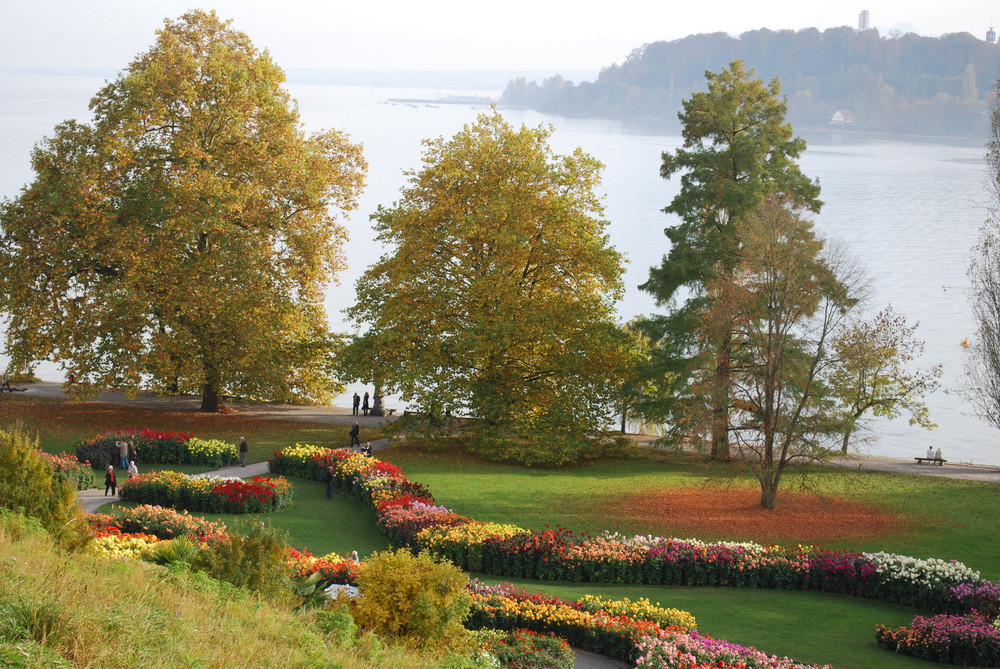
[0,11,366,411]
[704,199,859,509]
[639,60,822,460]
[346,111,629,464]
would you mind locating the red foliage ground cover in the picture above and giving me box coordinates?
[600,486,910,544]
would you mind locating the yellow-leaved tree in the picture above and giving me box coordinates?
[0,11,366,411]
[345,111,629,464]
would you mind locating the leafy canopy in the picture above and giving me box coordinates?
[0,10,366,411]
[347,110,629,464]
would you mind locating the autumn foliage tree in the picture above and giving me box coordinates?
[347,111,629,464]
[829,307,941,453]
[703,199,860,509]
[0,11,366,411]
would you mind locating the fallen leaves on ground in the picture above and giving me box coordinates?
[599,486,913,544]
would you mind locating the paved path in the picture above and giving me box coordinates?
[27,381,1000,484]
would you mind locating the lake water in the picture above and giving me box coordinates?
[1,73,995,464]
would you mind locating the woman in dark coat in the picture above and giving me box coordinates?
[104,465,117,496]
[362,392,370,416]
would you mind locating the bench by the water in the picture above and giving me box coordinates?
[915,457,947,466]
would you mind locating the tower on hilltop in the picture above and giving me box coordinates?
[858,9,872,31]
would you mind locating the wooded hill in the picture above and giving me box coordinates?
[501,27,1000,137]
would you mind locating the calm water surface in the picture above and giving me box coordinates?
[1,74,994,464]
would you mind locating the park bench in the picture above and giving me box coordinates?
[914,457,947,466]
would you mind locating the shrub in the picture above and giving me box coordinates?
[351,549,473,650]
[476,629,574,669]
[0,425,91,551]
[190,522,291,600]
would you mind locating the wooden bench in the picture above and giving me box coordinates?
[914,457,946,466]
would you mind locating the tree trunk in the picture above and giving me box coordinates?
[840,428,853,454]
[200,359,221,412]
[760,484,778,510]
[200,383,220,412]
[371,384,384,417]
[711,334,732,461]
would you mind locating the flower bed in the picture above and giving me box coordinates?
[37,450,96,490]
[466,581,829,668]
[75,428,238,469]
[476,628,575,669]
[876,612,1000,666]
[118,471,292,513]
[88,505,228,541]
[275,444,999,617]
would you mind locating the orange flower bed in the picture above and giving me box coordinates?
[599,486,911,543]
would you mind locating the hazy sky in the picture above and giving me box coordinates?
[0,0,995,75]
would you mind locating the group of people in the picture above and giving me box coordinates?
[926,446,945,461]
[349,422,373,455]
[104,439,140,496]
[352,391,371,416]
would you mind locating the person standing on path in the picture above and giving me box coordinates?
[117,440,129,470]
[239,436,249,467]
[350,422,360,448]
[104,466,116,496]
[362,392,370,416]
[352,392,360,416]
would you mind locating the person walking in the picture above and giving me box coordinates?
[352,392,360,416]
[104,466,117,496]
[239,436,249,467]
[127,460,138,479]
[117,440,129,470]
[350,422,360,448]
[362,392,370,417]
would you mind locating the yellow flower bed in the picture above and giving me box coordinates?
[93,534,161,560]
[578,594,696,631]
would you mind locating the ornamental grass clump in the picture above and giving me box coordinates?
[117,471,292,514]
[876,612,1000,666]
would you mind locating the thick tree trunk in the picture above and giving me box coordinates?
[200,383,220,412]
[370,384,384,417]
[760,485,778,510]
